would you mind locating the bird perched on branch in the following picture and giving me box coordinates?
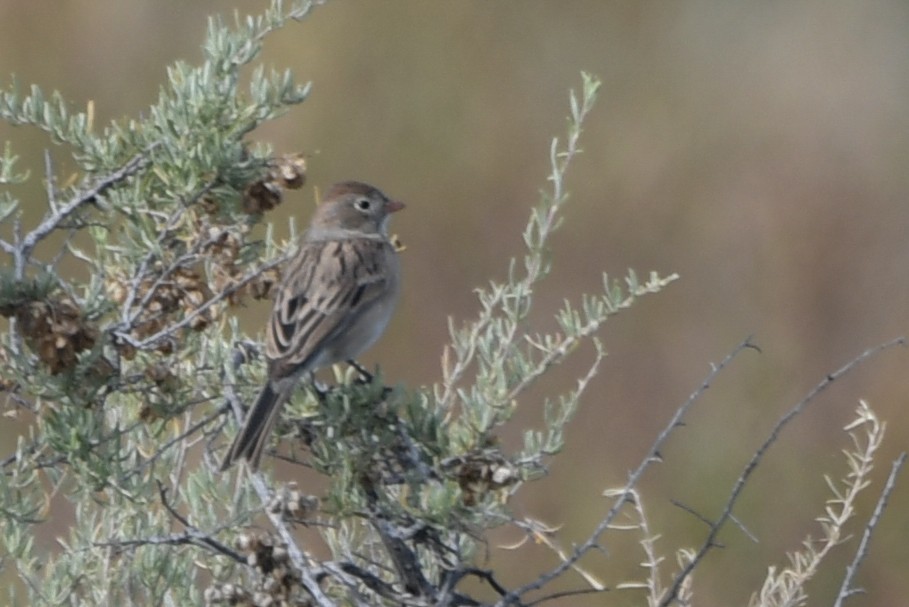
[221,181,404,470]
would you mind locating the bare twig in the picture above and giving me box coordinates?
[660,337,906,606]
[0,236,15,255]
[93,481,245,563]
[120,252,292,350]
[94,529,240,560]
[14,144,157,279]
[495,337,756,606]
[833,452,907,607]
[670,500,722,536]
[729,513,759,544]
[123,401,227,481]
[43,150,57,213]
[324,561,428,606]
[526,586,609,607]
[445,567,509,599]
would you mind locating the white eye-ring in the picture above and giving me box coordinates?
[354,197,371,211]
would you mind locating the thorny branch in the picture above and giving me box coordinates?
[92,481,244,564]
[2,144,158,280]
[660,337,907,606]
[833,452,907,607]
[495,337,759,606]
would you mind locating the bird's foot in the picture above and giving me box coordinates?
[346,359,374,385]
[310,378,331,401]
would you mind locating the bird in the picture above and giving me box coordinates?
[221,181,404,470]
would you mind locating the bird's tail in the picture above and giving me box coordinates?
[220,383,289,471]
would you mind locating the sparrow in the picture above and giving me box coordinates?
[221,181,404,470]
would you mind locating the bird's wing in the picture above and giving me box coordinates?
[265,238,393,381]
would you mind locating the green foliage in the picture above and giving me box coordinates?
[0,1,317,604]
[0,2,900,606]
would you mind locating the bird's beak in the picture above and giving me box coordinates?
[386,200,406,213]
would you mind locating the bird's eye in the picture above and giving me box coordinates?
[354,198,372,212]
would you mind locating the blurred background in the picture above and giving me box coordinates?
[1,1,908,604]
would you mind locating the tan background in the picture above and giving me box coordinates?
[1,1,908,605]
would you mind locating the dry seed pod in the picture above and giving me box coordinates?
[15,297,98,374]
[188,310,211,331]
[444,449,520,506]
[105,276,128,304]
[248,267,280,300]
[271,154,307,189]
[243,180,282,214]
